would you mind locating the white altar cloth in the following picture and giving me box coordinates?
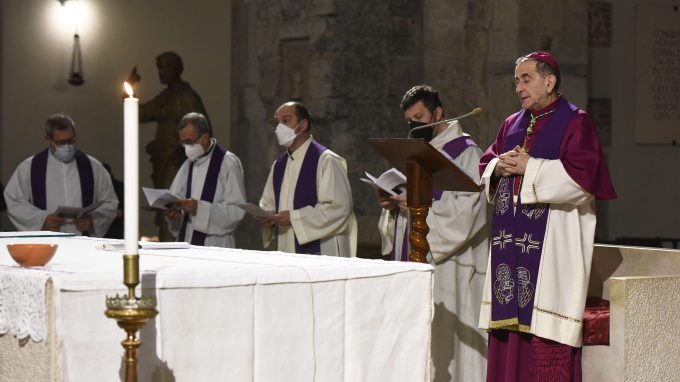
[0,235,433,381]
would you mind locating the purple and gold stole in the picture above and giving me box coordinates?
[490,97,578,331]
[391,135,478,262]
[178,144,227,246]
[31,149,94,235]
[273,140,327,255]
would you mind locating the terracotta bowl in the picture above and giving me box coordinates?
[6,244,58,267]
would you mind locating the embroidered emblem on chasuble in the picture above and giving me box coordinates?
[517,267,535,308]
[494,263,515,304]
[492,229,513,250]
[522,203,547,220]
[514,233,541,255]
[494,178,511,216]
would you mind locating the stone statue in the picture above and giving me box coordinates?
[128,51,208,241]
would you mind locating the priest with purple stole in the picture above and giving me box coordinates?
[166,112,246,247]
[4,113,118,236]
[258,102,357,257]
[478,52,617,382]
[377,85,489,382]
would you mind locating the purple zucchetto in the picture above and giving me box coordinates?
[526,51,560,75]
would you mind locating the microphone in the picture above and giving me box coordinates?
[407,107,483,138]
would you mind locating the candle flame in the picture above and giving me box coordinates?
[124,82,134,98]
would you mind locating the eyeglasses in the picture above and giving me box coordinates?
[51,138,77,146]
[179,136,202,147]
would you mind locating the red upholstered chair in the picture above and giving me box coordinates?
[583,296,610,346]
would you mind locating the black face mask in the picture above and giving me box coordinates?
[408,121,434,141]
[407,111,436,141]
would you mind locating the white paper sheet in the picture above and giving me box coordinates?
[237,203,274,219]
[54,200,104,218]
[142,187,179,210]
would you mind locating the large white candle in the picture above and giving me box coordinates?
[123,82,139,255]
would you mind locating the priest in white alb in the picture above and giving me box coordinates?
[258,101,357,257]
[4,113,118,237]
[166,112,246,247]
[377,85,489,382]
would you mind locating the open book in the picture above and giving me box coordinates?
[360,168,406,196]
[142,187,180,210]
[55,200,105,219]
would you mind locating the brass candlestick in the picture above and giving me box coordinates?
[105,254,158,382]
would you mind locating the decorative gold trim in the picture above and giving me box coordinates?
[481,301,491,305]
[488,323,531,333]
[533,306,582,324]
[490,318,519,329]
[492,324,520,332]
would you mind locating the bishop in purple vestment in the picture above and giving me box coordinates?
[478,52,616,382]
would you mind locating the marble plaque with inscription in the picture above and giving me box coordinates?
[635,5,680,144]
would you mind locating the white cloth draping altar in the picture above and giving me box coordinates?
[0,235,433,381]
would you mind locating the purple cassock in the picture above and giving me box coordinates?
[31,149,94,235]
[390,135,478,262]
[487,330,582,382]
[272,140,327,255]
[178,143,227,246]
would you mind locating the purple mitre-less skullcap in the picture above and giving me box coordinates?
[526,51,560,75]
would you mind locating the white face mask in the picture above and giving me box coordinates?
[184,143,205,161]
[274,123,299,147]
[54,144,76,162]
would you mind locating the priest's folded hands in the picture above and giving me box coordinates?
[495,145,529,177]
[270,211,291,226]
[255,211,291,227]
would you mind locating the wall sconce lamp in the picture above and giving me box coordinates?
[57,0,85,86]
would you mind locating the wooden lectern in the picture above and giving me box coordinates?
[368,138,483,263]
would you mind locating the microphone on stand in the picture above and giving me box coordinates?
[407,107,483,139]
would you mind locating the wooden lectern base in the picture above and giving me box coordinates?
[408,206,430,263]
